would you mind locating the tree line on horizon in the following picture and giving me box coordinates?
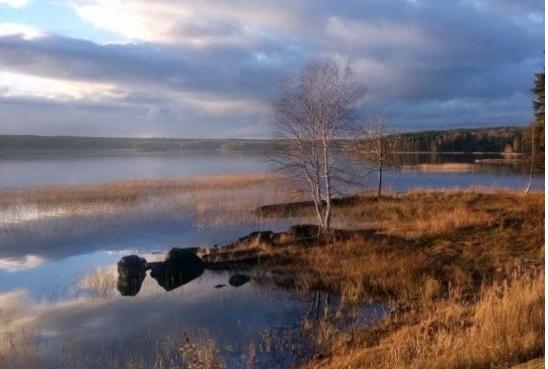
[376,126,526,153]
[0,126,529,153]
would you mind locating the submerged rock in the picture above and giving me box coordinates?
[117,255,147,296]
[150,248,205,291]
[228,273,251,287]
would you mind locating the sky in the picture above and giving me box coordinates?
[0,0,544,138]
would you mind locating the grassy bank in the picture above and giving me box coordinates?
[250,190,544,369]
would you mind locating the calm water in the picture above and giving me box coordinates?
[0,150,543,190]
[0,150,543,368]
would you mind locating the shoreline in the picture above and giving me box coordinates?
[192,191,544,369]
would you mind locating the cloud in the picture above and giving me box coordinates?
[0,71,125,101]
[0,22,45,40]
[70,0,299,46]
[0,0,543,136]
[0,255,45,272]
[0,0,28,8]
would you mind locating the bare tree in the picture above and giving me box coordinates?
[270,58,365,233]
[362,112,393,199]
[524,125,535,194]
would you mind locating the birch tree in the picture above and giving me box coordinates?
[270,58,365,233]
[362,112,393,199]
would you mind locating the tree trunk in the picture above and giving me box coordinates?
[322,136,332,233]
[525,127,535,194]
[377,158,383,199]
[377,134,383,199]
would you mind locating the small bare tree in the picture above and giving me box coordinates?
[270,58,365,233]
[524,126,535,194]
[362,112,393,198]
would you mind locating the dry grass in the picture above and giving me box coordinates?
[0,174,276,208]
[303,270,544,369]
[75,267,117,301]
[400,163,479,172]
[383,271,544,369]
[0,174,294,243]
[253,190,544,369]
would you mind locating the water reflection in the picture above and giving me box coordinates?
[1,267,361,369]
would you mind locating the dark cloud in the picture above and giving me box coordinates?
[0,0,543,136]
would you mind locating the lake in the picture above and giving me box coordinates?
[0,150,543,368]
[0,150,543,190]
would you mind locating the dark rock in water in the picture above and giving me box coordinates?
[214,284,227,289]
[150,248,204,291]
[117,255,147,296]
[228,273,251,287]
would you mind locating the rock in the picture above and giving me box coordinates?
[288,224,320,239]
[228,273,251,287]
[232,230,274,247]
[214,284,227,289]
[150,248,205,291]
[117,255,147,296]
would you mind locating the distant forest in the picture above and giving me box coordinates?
[0,136,272,152]
[0,126,527,153]
[383,126,526,153]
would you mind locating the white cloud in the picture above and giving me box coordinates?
[0,22,45,40]
[71,0,171,42]
[70,0,297,46]
[0,255,45,272]
[0,0,28,8]
[0,71,126,101]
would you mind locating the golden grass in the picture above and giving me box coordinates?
[400,163,479,172]
[252,190,544,369]
[262,192,542,302]
[0,173,294,229]
[301,271,544,369]
[383,271,544,369]
[511,358,545,369]
[0,174,277,207]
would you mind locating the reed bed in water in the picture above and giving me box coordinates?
[0,173,282,210]
[0,173,296,228]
